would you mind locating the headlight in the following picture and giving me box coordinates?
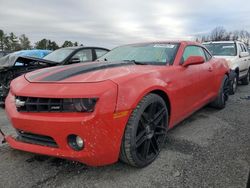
[63,98,98,112]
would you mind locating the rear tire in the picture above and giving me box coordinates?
[210,75,229,109]
[241,69,249,85]
[119,93,168,168]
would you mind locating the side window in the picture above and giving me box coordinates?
[239,44,245,52]
[242,44,247,52]
[181,46,206,64]
[95,49,109,58]
[72,49,92,62]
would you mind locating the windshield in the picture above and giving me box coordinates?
[203,43,237,56]
[98,43,179,65]
[43,48,74,62]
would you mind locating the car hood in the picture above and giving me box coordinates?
[214,56,237,62]
[25,61,165,83]
[0,55,57,70]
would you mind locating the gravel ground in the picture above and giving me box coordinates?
[0,84,249,188]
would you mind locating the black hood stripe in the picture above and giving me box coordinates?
[28,66,65,81]
[41,62,134,81]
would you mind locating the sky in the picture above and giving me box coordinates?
[0,0,250,48]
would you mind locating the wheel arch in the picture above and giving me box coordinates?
[234,67,239,77]
[116,84,172,121]
[150,89,171,118]
[129,87,172,124]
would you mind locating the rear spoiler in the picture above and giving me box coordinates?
[0,128,6,144]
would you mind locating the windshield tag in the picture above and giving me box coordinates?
[153,44,175,48]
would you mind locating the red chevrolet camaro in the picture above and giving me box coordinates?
[5,41,230,167]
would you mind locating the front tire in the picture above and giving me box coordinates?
[210,75,229,109]
[120,93,168,168]
[229,72,238,95]
[241,69,249,85]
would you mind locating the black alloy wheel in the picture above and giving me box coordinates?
[210,75,229,109]
[223,76,230,103]
[120,93,168,167]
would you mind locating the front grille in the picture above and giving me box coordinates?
[16,96,75,112]
[16,130,58,148]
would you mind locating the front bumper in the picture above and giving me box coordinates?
[5,96,130,166]
[5,80,131,166]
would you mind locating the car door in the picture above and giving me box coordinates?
[238,43,249,78]
[175,45,215,117]
[70,49,93,64]
[202,48,219,95]
[239,43,250,78]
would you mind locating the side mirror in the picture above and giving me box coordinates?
[69,57,81,64]
[239,52,249,58]
[183,56,205,67]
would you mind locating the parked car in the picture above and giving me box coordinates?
[203,41,250,94]
[14,49,52,58]
[4,41,230,167]
[0,47,109,106]
[0,49,51,106]
[0,51,12,58]
[43,46,109,64]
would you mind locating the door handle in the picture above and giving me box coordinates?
[208,67,213,72]
[244,59,247,61]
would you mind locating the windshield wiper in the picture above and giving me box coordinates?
[123,60,148,65]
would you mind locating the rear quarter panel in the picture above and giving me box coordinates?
[211,57,230,93]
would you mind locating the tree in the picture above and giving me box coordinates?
[48,40,59,50]
[238,30,250,45]
[232,30,239,41]
[9,32,21,51]
[0,30,4,51]
[198,27,250,47]
[3,35,11,51]
[74,42,78,46]
[210,26,227,41]
[35,39,49,49]
[61,40,74,47]
[19,34,31,50]
[35,39,59,50]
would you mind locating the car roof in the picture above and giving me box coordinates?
[203,41,235,44]
[61,46,109,50]
[15,49,52,53]
[120,41,202,47]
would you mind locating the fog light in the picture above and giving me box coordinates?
[68,134,84,151]
[76,136,84,148]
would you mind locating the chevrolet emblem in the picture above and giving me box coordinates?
[15,99,26,107]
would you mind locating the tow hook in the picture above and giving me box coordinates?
[0,129,6,144]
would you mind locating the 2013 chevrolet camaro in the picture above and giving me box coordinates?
[5,41,230,167]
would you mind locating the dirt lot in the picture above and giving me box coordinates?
[0,84,249,188]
